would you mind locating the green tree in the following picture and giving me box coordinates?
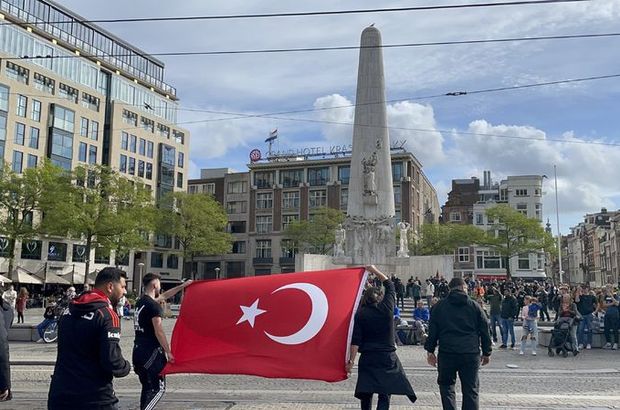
[483,204,556,279]
[157,192,231,279]
[0,161,71,280]
[42,165,156,283]
[412,223,486,255]
[284,207,345,255]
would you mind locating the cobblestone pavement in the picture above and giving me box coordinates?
[7,310,620,409]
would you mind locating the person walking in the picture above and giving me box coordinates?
[394,278,405,310]
[133,274,192,410]
[15,288,28,324]
[48,267,130,410]
[575,286,597,350]
[499,289,518,349]
[601,285,619,350]
[347,265,416,410]
[486,288,503,345]
[426,280,435,307]
[536,287,550,322]
[412,280,422,306]
[425,278,492,410]
[519,296,541,356]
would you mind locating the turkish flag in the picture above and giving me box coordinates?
[162,267,367,382]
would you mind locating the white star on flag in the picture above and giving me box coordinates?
[236,299,267,328]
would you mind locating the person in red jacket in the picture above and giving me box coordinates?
[48,267,130,410]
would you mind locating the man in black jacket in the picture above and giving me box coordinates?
[0,300,13,402]
[499,289,519,349]
[48,267,131,410]
[425,278,492,410]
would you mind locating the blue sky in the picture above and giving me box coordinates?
[57,0,620,232]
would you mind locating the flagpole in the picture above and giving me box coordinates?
[554,165,563,284]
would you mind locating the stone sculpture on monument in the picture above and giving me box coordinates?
[334,224,346,257]
[397,221,411,258]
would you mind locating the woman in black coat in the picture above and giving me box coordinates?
[347,265,416,410]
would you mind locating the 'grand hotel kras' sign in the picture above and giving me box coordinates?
[267,139,407,158]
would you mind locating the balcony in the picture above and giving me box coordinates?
[253,257,273,265]
[279,257,295,266]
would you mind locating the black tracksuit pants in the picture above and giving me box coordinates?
[133,346,166,410]
[437,352,480,410]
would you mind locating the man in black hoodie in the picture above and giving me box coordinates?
[48,267,131,410]
[425,278,492,410]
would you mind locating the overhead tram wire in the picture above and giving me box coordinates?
[155,73,620,122]
[9,32,620,61]
[0,0,590,27]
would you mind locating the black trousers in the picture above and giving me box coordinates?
[357,393,391,410]
[437,353,480,410]
[134,366,165,410]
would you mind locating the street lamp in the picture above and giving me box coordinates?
[215,267,221,280]
[137,262,145,296]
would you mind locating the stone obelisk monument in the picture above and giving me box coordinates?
[344,26,395,265]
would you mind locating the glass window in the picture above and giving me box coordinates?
[457,247,470,263]
[518,254,530,270]
[90,121,99,140]
[256,193,273,209]
[394,185,401,204]
[53,106,75,132]
[254,171,274,189]
[80,117,89,137]
[281,240,297,258]
[178,152,184,168]
[129,135,137,153]
[177,172,183,188]
[282,214,299,230]
[282,191,300,209]
[16,95,27,117]
[34,73,54,94]
[121,132,129,150]
[167,254,179,269]
[231,241,246,254]
[227,201,247,214]
[228,181,247,194]
[12,151,23,173]
[280,169,303,188]
[256,216,272,234]
[256,240,271,258]
[29,127,39,149]
[139,138,146,156]
[79,142,88,162]
[31,100,41,122]
[475,213,484,225]
[27,154,37,169]
[150,252,163,268]
[516,203,527,216]
[137,160,145,178]
[21,240,42,260]
[128,157,135,175]
[392,162,404,182]
[72,245,87,262]
[14,123,25,145]
[146,163,153,179]
[94,247,110,264]
[338,166,350,185]
[6,62,29,84]
[48,242,67,262]
[0,112,5,142]
[309,190,327,208]
[88,145,97,164]
[146,141,154,158]
[0,85,8,112]
[119,154,127,173]
[450,212,461,222]
[308,167,329,186]
[340,188,348,210]
[515,189,528,197]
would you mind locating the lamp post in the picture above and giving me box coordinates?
[215,267,221,280]
[553,165,563,284]
[137,262,145,296]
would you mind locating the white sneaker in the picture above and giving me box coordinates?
[586,344,592,350]
[36,338,44,343]
[604,343,612,349]
[519,351,524,355]
[532,351,537,356]
[613,343,618,350]
[578,344,584,350]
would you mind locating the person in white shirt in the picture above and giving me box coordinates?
[426,280,435,307]
[1,286,17,315]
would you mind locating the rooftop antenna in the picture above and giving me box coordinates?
[265,129,278,157]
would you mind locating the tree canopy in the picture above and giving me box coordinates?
[284,207,345,255]
[412,222,486,255]
[157,192,231,279]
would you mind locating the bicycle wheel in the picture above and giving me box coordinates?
[43,321,58,343]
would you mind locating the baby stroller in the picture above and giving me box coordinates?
[548,317,577,357]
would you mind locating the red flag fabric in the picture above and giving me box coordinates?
[163,267,367,382]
